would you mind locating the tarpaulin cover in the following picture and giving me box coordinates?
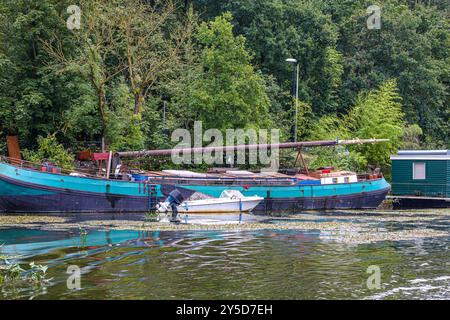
[92,153,109,161]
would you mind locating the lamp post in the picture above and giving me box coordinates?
[286,58,299,142]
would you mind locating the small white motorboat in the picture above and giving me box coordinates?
[157,190,263,214]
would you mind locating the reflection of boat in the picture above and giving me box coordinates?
[157,190,263,214]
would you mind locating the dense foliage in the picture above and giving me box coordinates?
[22,134,75,169]
[0,0,448,174]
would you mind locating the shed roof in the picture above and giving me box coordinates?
[391,150,450,160]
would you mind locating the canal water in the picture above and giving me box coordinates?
[0,211,449,300]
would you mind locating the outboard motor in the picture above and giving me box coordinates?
[157,189,185,222]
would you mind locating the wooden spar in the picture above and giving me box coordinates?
[6,136,21,165]
[116,138,390,158]
[106,151,112,179]
[294,147,309,175]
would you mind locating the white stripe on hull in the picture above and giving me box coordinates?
[176,198,262,213]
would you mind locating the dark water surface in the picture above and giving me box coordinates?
[1,217,449,300]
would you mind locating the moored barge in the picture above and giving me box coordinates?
[0,157,390,214]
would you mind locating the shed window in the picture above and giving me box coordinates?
[412,162,426,180]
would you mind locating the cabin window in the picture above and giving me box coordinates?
[412,162,426,180]
[332,177,338,184]
[344,177,350,183]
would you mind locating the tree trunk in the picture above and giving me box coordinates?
[133,92,144,115]
[97,88,108,151]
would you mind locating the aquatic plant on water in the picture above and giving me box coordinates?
[0,246,50,286]
[145,211,159,222]
[0,261,24,283]
[27,262,49,284]
[1,261,51,285]
[78,226,88,247]
[140,211,160,229]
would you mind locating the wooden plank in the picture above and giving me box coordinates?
[6,135,21,164]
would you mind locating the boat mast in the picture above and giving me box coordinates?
[116,138,389,158]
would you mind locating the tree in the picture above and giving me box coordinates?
[0,0,87,149]
[22,134,75,169]
[345,79,405,168]
[402,124,423,149]
[192,0,449,146]
[41,0,194,150]
[172,13,272,132]
[191,0,343,116]
[114,0,195,115]
[42,0,128,150]
[309,80,405,173]
[327,0,449,146]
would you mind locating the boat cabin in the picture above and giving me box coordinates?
[390,150,450,198]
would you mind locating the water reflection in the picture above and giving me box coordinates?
[0,225,449,300]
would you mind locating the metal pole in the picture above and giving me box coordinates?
[295,63,299,142]
[106,151,112,179]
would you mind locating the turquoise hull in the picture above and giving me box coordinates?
[0,162,390,213]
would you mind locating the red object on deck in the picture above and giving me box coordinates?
[77,150,92,161]
[321,169,331,174]
[92,153,110,161]
[295,174,319,180]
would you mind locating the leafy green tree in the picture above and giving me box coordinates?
[192,0,449,147]
[191,0,344,116]
[0,0,86,149]
[309,146,368,172]
[309,80,405,173]
[106,80,145,151]
[327,0,449,146]
[39,0,195,151]
[172,13,272,132]
[346,80,405,168]
[401,124,423,150]
[115,0,195,116]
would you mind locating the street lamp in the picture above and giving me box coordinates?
[286,58,299,142]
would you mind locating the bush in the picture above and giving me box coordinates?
[22,134,75,169]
